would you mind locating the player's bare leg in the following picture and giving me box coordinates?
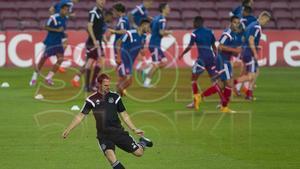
[116,76,132,96]
[45,53,64,85]
[58,39,68,73]
[186,73,202,110]
[91,57,105,91]
[30,55,48,86]
[104,150,125,169]
[143,60,167,88]
[220,80,236,113]
[72,58,95,91]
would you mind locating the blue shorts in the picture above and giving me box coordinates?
[44,45,64,58]
[149,46,167,63]
[242,55,258,73]
[118,51,134,77]
[216,55,232,81]
[192,57,218,77]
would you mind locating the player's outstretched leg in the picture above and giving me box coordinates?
[104,150,125,169]
[44,53,64,86]
[30,55,48,86]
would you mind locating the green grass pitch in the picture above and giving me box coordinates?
[0,67,300,169]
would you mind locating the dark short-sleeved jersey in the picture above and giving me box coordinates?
[241,15,257,30]
[86,6,105,46]
[54,0,74,14]
[189,27,216,62]
[81,91,126,135]
[231,5,243,18]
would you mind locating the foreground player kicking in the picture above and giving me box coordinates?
[30,4,69,86]
[62,73,153,169]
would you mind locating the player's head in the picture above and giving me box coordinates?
[96,0,106,9]
[258,11,271,26]
[230,16,240,32]
[193,16,203,29]
[242,6,252,17]
[113,3,126,17]
[143,0,153,9]
[104,11,113,23]
[97,73,110,93]
[139,19,151,33]
[60,4,70,16]
[159,3,170,16]
[242,0,253,7]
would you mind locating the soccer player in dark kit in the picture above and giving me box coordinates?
[62,73,153,169]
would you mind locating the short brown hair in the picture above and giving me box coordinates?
[97,73,110,84]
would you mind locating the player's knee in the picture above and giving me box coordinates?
[133,148,144,157]
[56,57,64,64]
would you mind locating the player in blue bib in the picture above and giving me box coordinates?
[143,3,172,88]
[30,4,69,86]
[234,11,271,100]
[230,0,253,18]
[115,19,151,96]
[128,0,153,29]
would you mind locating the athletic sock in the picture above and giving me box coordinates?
[112,161,125,169]
[191,81,198,94]
[91,65,101,87]
[73,74,80,82]
[31,71,38,80]
[144,77,152,86]
[223,86,232,107]
[143,64,153,75]
[246,89,253,97]
[85,69,91,89]
[202,83,219,97]
[46,71,54,80]
[139,141,146,149]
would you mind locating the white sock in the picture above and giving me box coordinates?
[244,81,249,90]
[143,64,153,75]
[31,71,38,80]
[46,71,54,80]
[144,77,151,86]
[73,75,80,82]
[236,82,243,91]
[136,61,143,70]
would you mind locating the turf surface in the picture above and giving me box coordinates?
[0,67,299,169]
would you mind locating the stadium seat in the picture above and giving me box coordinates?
[75,10,88,20]
[182,10,199,19]
[75,20,87,30]
[1,10,18,20]
[292,10,300,19]
[15,1,37,10]
[168,11,181,20]
[0,2,15,10]
[271,2,289,10]
[253,1,271,10]
[264,20,277,29]
[200,10,218,19]
[216,1,239,10]
[148,10,160,18]
[205,19,221,29]
[220,19,230,29]
[20,19,40,30]
[66,20,77,30]
[18,10,36,20]
[273,10,293,19]
[289,2,300,10]
[37,10,50,20]
[168,20,184,30]
[2,19,19,30]
[218,10,232,20]
[197,2,216,10]
[277,19,296,29]
[184,19,194,30]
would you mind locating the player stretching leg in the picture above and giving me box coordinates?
[115,19,151,96]
[179,16,225,111]
[63,73,153,169]
[234,11,271,100]
[30,5,70,86]
[143,3,172,88]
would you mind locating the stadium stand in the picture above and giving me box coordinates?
[0,0,298,30]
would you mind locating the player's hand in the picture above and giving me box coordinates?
[93,40,100,49]
[62,129,70,139]
[134,129,144,137]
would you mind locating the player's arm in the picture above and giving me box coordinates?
[116,38,123,65]
[62,113,86,139]
[108,28,127,35]
[179,33,195,59]
[119,111,144,137]
[159,19,172,36]
[87,13,99,48]
[128,12,138,29]
[218,35,241,55]
[44,17,63,32]
[249,35,258,59]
